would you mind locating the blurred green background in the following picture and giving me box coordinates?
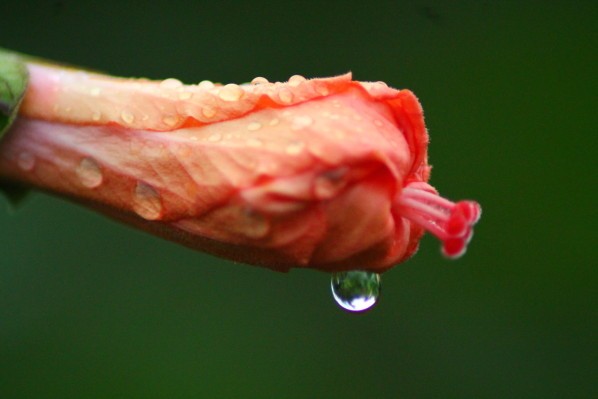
[1,1,596,397]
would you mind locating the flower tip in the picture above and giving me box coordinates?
[395,183,481,261]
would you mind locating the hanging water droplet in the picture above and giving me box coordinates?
[91,111,102,121]
[76,157,103,188]
[330,270,381,313]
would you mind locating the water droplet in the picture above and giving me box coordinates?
[288,74,306,87]
[251,77,269,85]
[133,182,162,220]
[285,140,305,155]
[208,133,222,142]
[314,167,348,198]
[91,111,101,121]
[331,270,381,313]
[218,84,244,102]
[277,88,294,104]
[247,122,262,131]
[178,91,193,100]
[17,152,35,171]
[202,106,216,118]
[162,115,178,127]
[291,115,313,130]
[160,78,183,89]
[121,110,135,124]
[76,157,103,188]
[316,84,329,96]
[269,118,280,126]
[246,138,263,147]
[198,80,215,89]
[89,87,101,97]
[231,207,269,239]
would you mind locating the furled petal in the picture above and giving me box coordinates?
[0,61,479,273]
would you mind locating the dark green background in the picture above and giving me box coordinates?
[1,1,596,397]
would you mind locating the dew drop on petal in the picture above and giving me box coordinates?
[251,77,269,85]
[236,208,269,239]
[178,91,193,100]
[285,140,305,155]
[162,115,178,127]
[314,168,348,198]
[288,74,306,87]
[120,110,135,124]
[17,152,35,171]
[89,87,101,97]
[198,80,215,90]
[277,88,294,104]
[91,111,101,121]
[159,78,183,89]
[269,118,280,126]
[331,270,381,313]
[247,122,262,131]
[208,133,222,142]
[76,157,103,188]
[218,84,244,102]
[246,138,263,147]
[291,115,313,130]
[316,84,330,96]
[202,106,216,118]
[133,182,162,220]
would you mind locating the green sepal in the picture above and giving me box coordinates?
[0,48,29,139]
[0,48,30,209]
[0,181,30,211]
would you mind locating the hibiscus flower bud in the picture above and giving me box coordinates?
[0,58,481,273]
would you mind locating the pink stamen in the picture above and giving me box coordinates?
[395,182,481,259]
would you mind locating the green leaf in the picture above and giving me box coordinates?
[0,48,29,139]
[0,48,30,208]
